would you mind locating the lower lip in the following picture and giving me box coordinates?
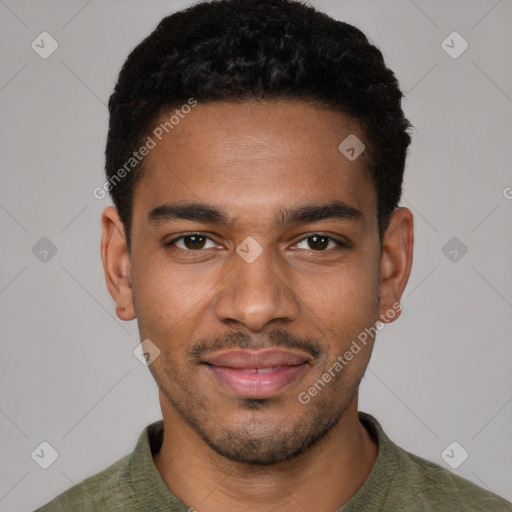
[207,364,309,398]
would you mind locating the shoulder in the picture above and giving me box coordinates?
[398,448,512,511]
[34,420,165,511]
[357,412,512,512]
[34,454,131,512]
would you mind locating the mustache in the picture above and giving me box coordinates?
[187,328,323,362]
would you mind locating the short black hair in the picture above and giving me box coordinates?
[105,0,413,250]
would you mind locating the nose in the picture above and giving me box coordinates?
[213,241,300,332]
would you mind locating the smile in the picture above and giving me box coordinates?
[202,348,312,398]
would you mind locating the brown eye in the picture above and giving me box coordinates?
[166,234,217,251]
[182,235,207,250]
[294,234,345,251]
[307,235,329,250]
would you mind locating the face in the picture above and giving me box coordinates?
[102,100,413,465]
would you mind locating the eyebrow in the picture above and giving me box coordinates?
[147,200,365,229]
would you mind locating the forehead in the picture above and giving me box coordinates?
[133,100,377,230]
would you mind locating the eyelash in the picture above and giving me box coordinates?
[164,233,348,253]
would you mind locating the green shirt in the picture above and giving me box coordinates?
[35,411,512,511]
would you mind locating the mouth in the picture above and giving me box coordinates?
[202,348,312,399]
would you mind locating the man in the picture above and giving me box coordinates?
[36,0,512,510]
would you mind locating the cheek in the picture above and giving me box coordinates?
[300,257,380,324]
[296,263,381,373]
[133,254,215,330]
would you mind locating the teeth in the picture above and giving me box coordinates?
[239,367,280,373]
[256,367,278,373]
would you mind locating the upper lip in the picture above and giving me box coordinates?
[203,348,312,369]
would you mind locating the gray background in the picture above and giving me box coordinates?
[1,0,511,510]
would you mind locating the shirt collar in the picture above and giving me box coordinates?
[122,411,393,511]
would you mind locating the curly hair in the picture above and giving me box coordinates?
[105,0,413,249]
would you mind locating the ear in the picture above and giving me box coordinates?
[100,206,136,321]
[378,207,414,323]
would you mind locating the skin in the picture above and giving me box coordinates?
[101,99,414,511]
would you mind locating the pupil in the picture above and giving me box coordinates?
[309,235,327,250]
[185,235,205,250]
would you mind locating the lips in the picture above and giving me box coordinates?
[203,348,312,398]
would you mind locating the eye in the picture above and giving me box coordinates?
[294,234,346,251]
[166,233,219,251]
[165,233,348,253]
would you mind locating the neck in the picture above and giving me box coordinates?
[153,394,378,512]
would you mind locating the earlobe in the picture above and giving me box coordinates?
[100,206,136,321]
[378,207,414,323]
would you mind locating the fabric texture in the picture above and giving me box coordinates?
[35,411,512,511]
